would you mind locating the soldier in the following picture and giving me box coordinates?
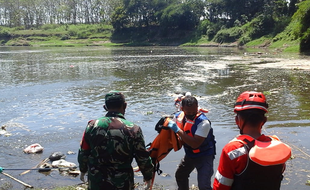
[78,91,154,190]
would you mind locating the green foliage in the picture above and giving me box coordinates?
[270,0,310,52]
[0,28,11,38]
[244,36,272,47]
[77,31,91,39]
[248,14,275,39]
[239,36,252,46]
[68,29,77,36]
[273,16,291,35]
[0,0,308,52]
[41,24,60,30]
[197,20,211,35]
[2,23,115,47]
[294,0,310,52]
[111,7,129,30]
[6,38,31,46]
[159,1,204,30]
[206,21,224,40]
[213,27,244,43]
[283,44,300,52]
[289,0,310,37]
[61,34,70,40]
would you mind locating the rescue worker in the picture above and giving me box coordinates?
[174,92,208,113]
[77,91,154,190]
[167,95,216,190]
[174,92,191,111]
[213,91,291,190]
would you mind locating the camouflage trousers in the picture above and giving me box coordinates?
[87,166,134,190]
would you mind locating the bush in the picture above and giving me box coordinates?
[68,29,77,36]
[61,34,70,40]
[41,24,59,30]
[239,36,251,46]
[77,31,90,39]
[248,15,275,39]
[213,27,244,43]
[273,16,291,35]
[0,29,11,37]
[206,21,224,40]
[198,20,211,35]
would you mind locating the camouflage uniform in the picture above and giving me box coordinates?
[78,111,154,190]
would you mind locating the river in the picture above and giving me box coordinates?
[0,46,310,190]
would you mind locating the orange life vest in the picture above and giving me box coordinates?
[176,112,204,153]
[233,135,291,166]
[230,134,291,190]
[176,111,201,136]
[147,117,182,165]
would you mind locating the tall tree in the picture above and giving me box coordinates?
[159,0,205,30]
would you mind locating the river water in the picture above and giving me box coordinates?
[0,46,310,190]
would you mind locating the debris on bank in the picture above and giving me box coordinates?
[0,125,11,137]
[23,143,44,154]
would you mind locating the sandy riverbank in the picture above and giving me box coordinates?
[220,54,310,70]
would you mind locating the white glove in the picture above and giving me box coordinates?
[144,179,152,190]
[80,172,86,183]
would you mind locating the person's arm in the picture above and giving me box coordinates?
[78,135,91,171]
[213,142,247,190]
[176,119,210,149]
[213,148,235,190]
[133,126,154,181]
[176,130,205,149]
[77,121,93,174]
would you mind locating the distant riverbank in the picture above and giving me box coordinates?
[0,24,301,54]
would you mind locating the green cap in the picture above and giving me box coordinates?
[105,91,125,104]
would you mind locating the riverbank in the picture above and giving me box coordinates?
[0,23,302,53]
[221,54,310,70]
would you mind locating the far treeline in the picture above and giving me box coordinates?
[0,0,309,52]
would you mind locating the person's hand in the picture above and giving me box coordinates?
[168,120,180,133]
[144,179,152,190]
[80,172,86,183]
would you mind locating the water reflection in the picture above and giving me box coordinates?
[0,46,309,189]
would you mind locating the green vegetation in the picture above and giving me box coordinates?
[0,24,115,47]
[0,0,309,53]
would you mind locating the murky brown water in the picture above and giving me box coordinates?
[0,46,310,189]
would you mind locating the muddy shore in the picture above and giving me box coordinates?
[221,54,310,70]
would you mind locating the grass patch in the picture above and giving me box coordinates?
[283,44,300,52]
[245,36,272,47]
[268,39,299,52]
[2,24,115,47]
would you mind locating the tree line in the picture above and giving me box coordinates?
[0,0,120,27]
[0,0,298,29]
[0,0,309,51]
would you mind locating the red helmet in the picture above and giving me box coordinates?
[234,91,268,113]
